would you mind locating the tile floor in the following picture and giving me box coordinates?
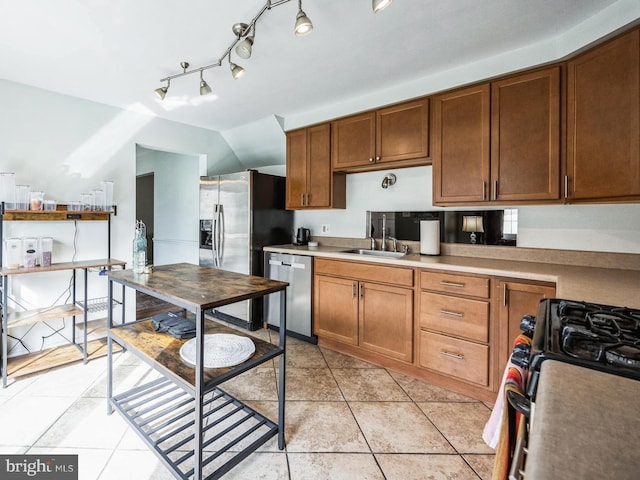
[0,327,495,479]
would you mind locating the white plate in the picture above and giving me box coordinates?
[179,334,256,368]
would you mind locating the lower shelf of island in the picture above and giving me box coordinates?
[108,319,285,480]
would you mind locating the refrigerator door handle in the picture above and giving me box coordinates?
[212,205,221,267]
[218,204,225,267]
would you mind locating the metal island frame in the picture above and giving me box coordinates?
[106,263,288,480]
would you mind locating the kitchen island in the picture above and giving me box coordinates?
[106,263,288,480]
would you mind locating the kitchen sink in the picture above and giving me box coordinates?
[341,248,406,258]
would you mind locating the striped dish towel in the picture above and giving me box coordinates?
[482,335,530,479]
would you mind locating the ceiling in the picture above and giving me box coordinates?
[0,0,635,133]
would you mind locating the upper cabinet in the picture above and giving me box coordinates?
[432,84,490,204]
[332,98,430,172]
[286,124,346,210]
[432,66,561,206]
[566,28,640,202]
[491,68,561,202]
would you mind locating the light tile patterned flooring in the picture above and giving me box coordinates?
[0,327,495,479]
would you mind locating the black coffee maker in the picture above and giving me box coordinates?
[295,227,311,245]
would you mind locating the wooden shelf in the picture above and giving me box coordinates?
[2,209,112,221]
[6,338,122,379]
[111,319,283,392]
[8,304,84,328]
[1,258,126,276]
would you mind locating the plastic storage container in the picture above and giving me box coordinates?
[39,237,53,267]
[4,238,22,269]
[23,237,38,268]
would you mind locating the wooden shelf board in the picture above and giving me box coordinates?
[1,258,126,276]
[6,338,122,379]
[2,210,112,221]
[8,304,84,328]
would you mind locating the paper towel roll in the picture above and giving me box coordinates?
[420,220,440,255]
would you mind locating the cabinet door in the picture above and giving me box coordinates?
[313,274,359,345]
[306,123,332,208]
[432,84,490,204]
[332,111,376,170]
[567,29,640,201]
[286,129,308,209]
[376,98,429,164]
[359,282,413,362]
[491,67,561,202]
[496,280,555,369]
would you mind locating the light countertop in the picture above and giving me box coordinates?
[264,244,640,309]
[526,360,640,480]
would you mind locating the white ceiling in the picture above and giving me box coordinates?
[0,0,636,133]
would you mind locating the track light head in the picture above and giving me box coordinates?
[372,0,393,13]
[235,36,254,59]
[199,71,212,95]
[154,79,170,100]
[294,9,313,36]
[230,62,245,80]
[154,86,167,100]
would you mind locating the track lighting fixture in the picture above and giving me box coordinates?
[235,24,254,59]
[199,70,212,95]
[154,0,395,99]
[372,0,393,14]
[228,53,245,80]
[294,0,313,37]
[154,79,169,100]
[230,62,245,80]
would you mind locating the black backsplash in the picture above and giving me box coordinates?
[367,210,516,246]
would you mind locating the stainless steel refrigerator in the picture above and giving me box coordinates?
[199,170,293,330]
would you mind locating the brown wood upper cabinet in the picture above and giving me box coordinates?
[332,98,430,172]
[432,67,561,205]
[566,28,640,202]
[286,123,346,210]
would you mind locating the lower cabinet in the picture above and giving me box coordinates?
[313,258,556,403]
[495,279,555,369]
[418,270,492,389]
[313,259,414,362]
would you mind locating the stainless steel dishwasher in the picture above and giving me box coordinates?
[264,252,316,343]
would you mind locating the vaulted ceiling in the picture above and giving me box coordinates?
[0,0,637,133]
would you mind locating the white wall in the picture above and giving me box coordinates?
[0,79,239,355]
[295,166,640,255]
[136,148,200,265]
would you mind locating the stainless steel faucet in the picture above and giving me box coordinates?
[381,214,387,251]
[368,236,376,250]
[388,236,398,252]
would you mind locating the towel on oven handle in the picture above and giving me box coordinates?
[152,311,196,339]
[483,334,530,480]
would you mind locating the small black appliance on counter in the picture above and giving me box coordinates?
[294,227,310,246]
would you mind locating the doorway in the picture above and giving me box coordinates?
[136,172,155,265]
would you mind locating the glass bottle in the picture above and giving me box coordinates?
[132,220,147,274]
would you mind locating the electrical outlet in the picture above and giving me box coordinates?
[321,224,330,234]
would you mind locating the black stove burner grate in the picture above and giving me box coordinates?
[556,300,640,371]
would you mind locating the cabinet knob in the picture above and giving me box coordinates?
[375,156,381,162]
[369,157,375,163]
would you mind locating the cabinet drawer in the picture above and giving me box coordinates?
[419,331,489,386]
[420,270,489,298]
[315,258,414,287]
[420,292,489,343]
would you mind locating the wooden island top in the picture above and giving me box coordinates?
[107,262,288,312]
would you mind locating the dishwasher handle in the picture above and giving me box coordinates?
[268,259,306,269]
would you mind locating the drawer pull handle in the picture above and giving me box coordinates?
[440,350,464,360]
[440,281,465,288]
[440,309,463,318]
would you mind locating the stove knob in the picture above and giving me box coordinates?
[519,315,536,338]
[511,343,531,369]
